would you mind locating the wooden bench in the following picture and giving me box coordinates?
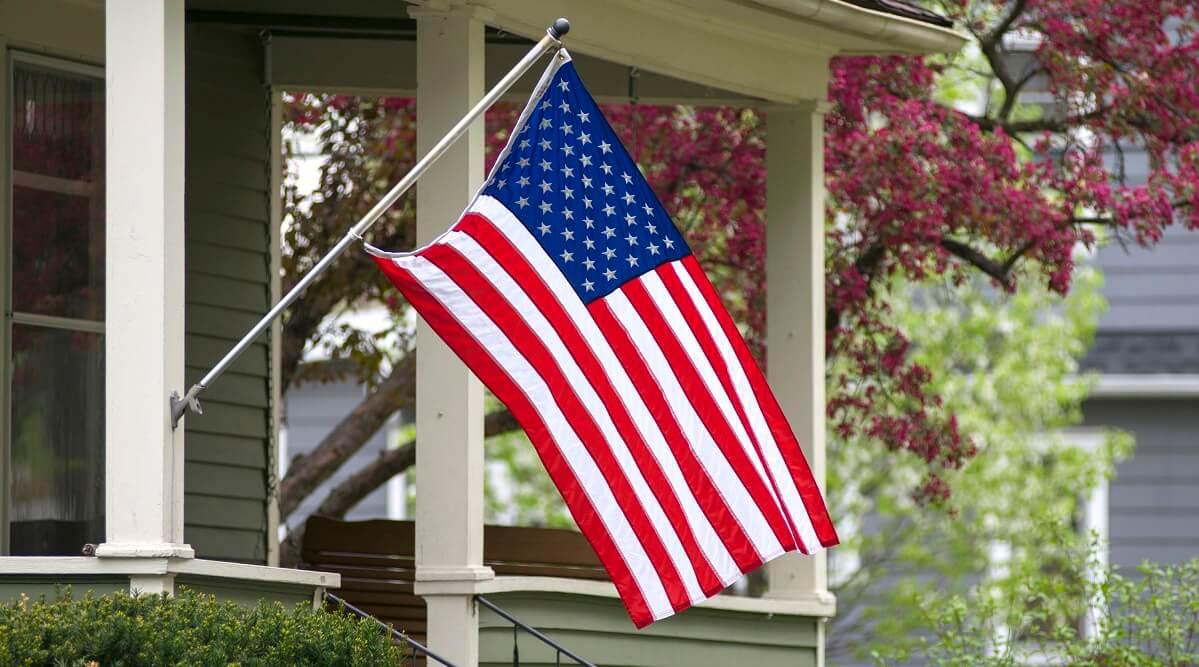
[301,515,607,652]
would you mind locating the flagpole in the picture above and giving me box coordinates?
[170,18,571,429]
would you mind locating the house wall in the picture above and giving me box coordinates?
[1092,225,1199,334]
[181,24,273,564]
[1086,137,1199,371]
[1081,149,1199,575]
[478,592,820,667]
[1082,398,1199,572]
[1,9,275,564]
[282,380,394,526]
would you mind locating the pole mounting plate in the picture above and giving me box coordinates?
[170,391,203,430]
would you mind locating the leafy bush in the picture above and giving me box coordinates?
[877,544,1199,667]
[0,588,403,666]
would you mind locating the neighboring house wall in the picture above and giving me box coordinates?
[1090,225,1199,335]
[1004,25,1199,568]
[282,379,397,527]
[182,25,274,564]
[1081,399,1199,571]
[1080,148,1199,574]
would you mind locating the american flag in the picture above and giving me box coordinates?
[371,52,837,628]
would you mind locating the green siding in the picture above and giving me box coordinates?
[0,576,128,602]
[184,24,272,565]
[175,576,313,609]
[479,592,820,667]
[0,575,315,610]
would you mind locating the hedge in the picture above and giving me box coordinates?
[0,588,403,666]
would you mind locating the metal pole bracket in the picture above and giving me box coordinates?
[170,389,203,430]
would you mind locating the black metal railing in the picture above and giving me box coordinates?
[475,595,596,667]
[325,592,456,667]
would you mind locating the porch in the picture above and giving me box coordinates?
[0,0,964,664]
[303,516,829,666]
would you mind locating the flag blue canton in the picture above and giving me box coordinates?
[482,62,690,304]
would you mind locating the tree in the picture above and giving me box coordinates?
[825,264,1132,662]
[274,2,1199,565]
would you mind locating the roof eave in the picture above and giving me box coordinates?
[747,0,969,54]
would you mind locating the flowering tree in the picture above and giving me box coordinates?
[275,2,1199,564]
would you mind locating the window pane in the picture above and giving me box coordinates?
[10,62,104,320]
[9,325,105,555]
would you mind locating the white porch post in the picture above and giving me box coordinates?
[95,0,193,570]
[411,8,492,666]
[764,102,834,616]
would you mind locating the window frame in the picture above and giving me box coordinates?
[2,48,105,556]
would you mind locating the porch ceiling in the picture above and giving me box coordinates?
[187,0,966,104]
[461,0,967,102]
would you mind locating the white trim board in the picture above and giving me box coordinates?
[0,557,339,589]
[1091,374,1199,398]
[435,575,837,618]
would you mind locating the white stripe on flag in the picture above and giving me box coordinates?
[604,289,786,562]
[639,272,785,517]
[671,262,823,554]
[443,230,706,602]
[398,254,675,620]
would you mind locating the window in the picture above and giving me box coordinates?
[4,52,105,555]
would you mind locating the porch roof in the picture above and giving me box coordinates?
[189,0,968,103]
[839,0,955,28]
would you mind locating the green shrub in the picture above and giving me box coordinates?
[0,588,403,666]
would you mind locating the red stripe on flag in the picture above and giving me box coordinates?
[617,279,798,553]
[586,298,767,572]
[372,254,657,627]
[420,243,694,612]
[680,257,838,548]
[652,266,810,554]
[457,214,727,596]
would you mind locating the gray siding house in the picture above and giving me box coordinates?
[1081,223,1199,572]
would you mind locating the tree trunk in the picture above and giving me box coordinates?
[316,442,416,518]
[279,408,522,568]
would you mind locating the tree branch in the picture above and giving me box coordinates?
[939,237,1028,289]
[977,0,1030,122]
[967,104,1113,135]
[314,442,415,519]
[310,409,520,520]
[980,0,1029,54]
[827,243,886,334]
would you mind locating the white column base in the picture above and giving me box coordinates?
[129,573,176,596]
[425,595,481,666]
[413,566,494,667]
[95,542,195,559]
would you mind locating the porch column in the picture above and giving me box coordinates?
[96,0,193,568]
[764,101,833,611]
[411,8,492,666]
